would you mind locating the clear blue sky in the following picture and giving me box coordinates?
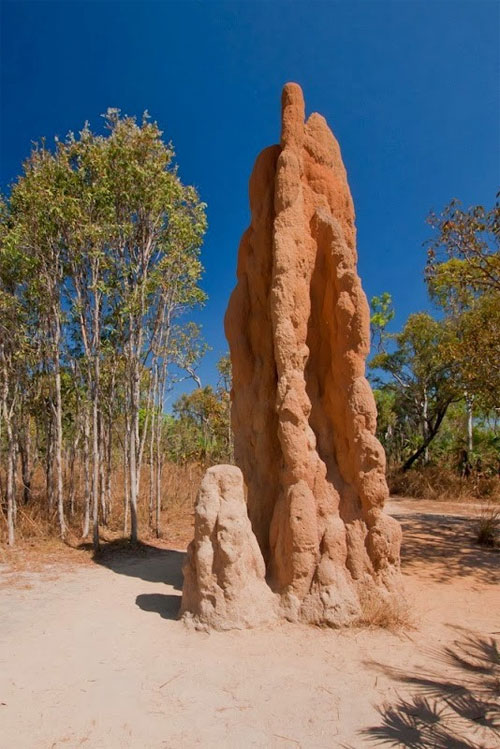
[1,0,499,401]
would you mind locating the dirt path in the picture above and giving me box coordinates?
[0,499,498,748]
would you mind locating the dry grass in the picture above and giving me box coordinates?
[475,505,500,548]
[358,587,413,631]
[389,466,500,503]
[0,461,202,566]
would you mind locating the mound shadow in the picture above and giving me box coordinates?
[82,540,186,620]
[89,540,185,589]
[135,592,182,620]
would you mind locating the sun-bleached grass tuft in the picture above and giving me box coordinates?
[358,588,412,631]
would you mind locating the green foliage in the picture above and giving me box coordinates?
[166,355,233,465]
[441,294,500,411]
[371,312,458,400]
[1,110,209,543]
[370,292,395,350]
[371,312,461,470]
[216,354,232,393]
[3,104,499,543]
[370,194,500,476]
[426,196,500,307]
[167,386,230,464]
[373,389,397,448]
[426,195,500,411]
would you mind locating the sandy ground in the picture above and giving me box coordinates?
[0,498,498,748]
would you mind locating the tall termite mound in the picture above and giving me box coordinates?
[224,83,402,625]
[181,83,403,629]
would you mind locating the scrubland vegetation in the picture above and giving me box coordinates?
[371,197,499,503]
[0,111,212,549]
[0,113,498,550]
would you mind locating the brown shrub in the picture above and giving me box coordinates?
[0,461,203,549]
[388,466,500,502]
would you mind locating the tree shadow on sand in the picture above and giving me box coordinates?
[393,511,499,586]
[359,627,500,748]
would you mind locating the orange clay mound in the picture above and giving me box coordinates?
[182,84,403,629]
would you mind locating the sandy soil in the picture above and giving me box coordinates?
[0,498,498,748]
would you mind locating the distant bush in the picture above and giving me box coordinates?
[388,465,500,502]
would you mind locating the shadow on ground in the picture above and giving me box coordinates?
[135,592,182,619]
[82,540,185,620]
[357,627,500,748]
[393,511,499,585]
[88,540,185,588]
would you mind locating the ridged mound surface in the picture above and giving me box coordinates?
[180,465,278,630]
[224,83,402,626]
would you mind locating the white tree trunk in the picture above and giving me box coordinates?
[82,407,91,538]
[466,394,473,453]
[6,424,16,546]
[92,387,100,551]
[422,388,429,465]
[129,375,139,543]
[123,426,130,536]
[54,334,66,538]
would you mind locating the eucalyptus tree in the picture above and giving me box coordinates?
[55,111,205,543]
[94,110,206,542]
[370,313,461,471]
[427,196,500,444]
[370,292,395,352]
[169,353,235,466]
[3,109,206,547]
[8,148,71,538]
[54,126,116,549]
[0,196,38,544]
[426,196,500,302]
[0,197,18,544]
[216,353,233,462]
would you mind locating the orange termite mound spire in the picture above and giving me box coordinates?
[182,84,403,629]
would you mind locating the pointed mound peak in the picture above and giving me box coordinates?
[281,82,305,148]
